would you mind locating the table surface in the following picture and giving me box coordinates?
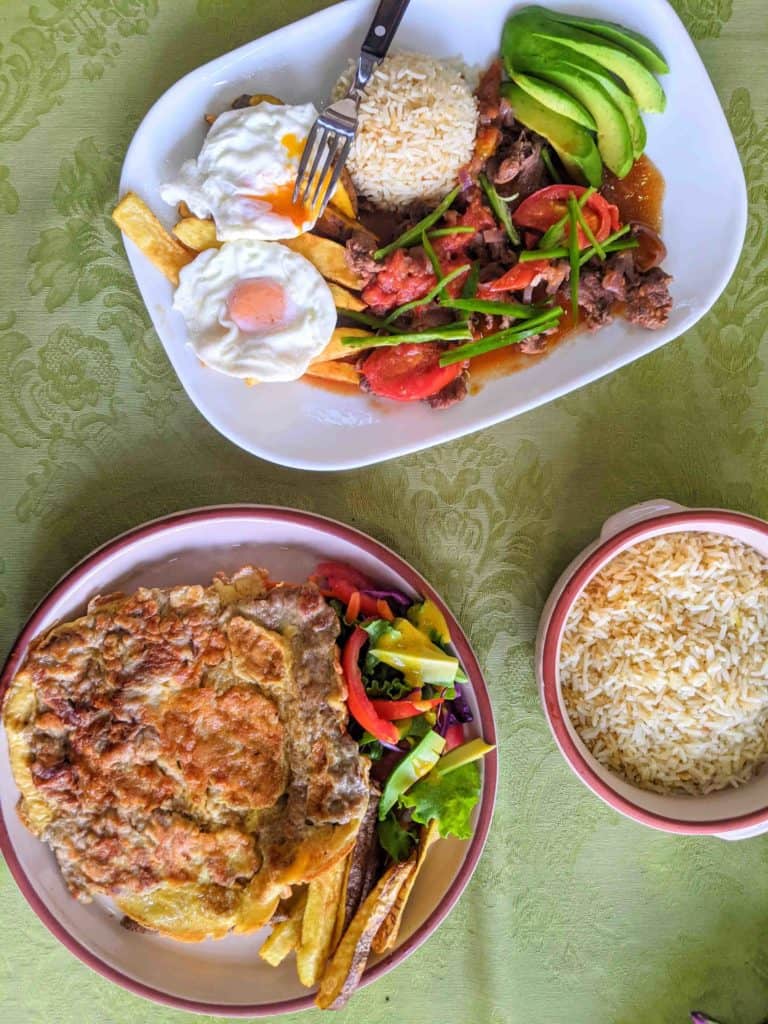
[1,2,767,1022]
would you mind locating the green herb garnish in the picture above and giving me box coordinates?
[438,308,563,366]
[440,297,547,318]
[573,201,605,260]
[342,323,473,349]
[374,185,461,260]
[479,173,521,246]
[541,147,563,183]
[461,262,480,299]
[336,308,407,332]
[427,226,476,239]
[421,229,442,278]
[567,194,580,322]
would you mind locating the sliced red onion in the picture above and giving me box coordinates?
[690,1014,719,1023]
[360,588,412,612]
[450,684,474,723]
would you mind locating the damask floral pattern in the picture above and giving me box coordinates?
[1,3,767,1024]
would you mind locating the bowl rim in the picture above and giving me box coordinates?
[0,504,498,1016]
[540,508,768,835]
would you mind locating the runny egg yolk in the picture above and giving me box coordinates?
[227,277,286,333]
[281,133,305,159]
[246,181,310,229]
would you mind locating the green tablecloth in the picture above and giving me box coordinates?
[1,2,767,1021]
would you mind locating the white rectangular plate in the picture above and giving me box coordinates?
[119,0,746,470]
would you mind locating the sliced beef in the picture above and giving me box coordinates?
[361,247,436,315]
[345,232,380,287]
[461,60,503,180]
[624,267,673,329]
[488,124,548,200]
[559,251,673,330]
[426,369,469,409]
[519,333,549,355]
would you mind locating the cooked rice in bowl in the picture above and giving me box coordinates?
[336,52,477,209]
[560,532,768,796]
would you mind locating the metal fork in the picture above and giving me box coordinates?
[293,0,411,216]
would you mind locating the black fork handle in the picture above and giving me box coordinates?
[360,0,411,61]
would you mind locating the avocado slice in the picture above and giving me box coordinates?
[567,60,647,160]
[510,59,632,177]
[370,618,459,687]
[379,729,446,818]
[500,82,602,187]
[531,25,666,113]
[527,5,669,75]
[511,72,596,131]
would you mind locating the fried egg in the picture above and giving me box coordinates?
[161,102,319,241]
[173,239,336,382]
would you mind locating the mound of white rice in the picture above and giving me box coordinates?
[337,52,477,209]
[560,532,768,796]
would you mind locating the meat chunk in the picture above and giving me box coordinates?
[489,125,547,199]
[361,247,436,315]
[345,232,380,287]
[426,369,469,409]
[624,267,673,329]
[573,267,615,329]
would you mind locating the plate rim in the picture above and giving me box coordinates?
[0,504,498,1016]
[117,0,748,472]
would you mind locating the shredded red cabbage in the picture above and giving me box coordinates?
[450,684,474,723]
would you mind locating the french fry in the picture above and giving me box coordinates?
[312,328,371,365]
[249,93,283,106]
[284,234,362,290]
[328,282,366,312]
[331,853,353,952]
[315,856,416,1010]
[296,859,347,988]
[177,201,192,218]
[304,361,360,386]
[259,888,307,967]
[315,204,376,246]
[112,192,195,285]
[371,820,440,954]
[172,216,220,253]
[330,167,358,219]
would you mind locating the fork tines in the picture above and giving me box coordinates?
[293,110,355,216]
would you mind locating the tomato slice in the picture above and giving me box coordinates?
[444,722,466,752]
[316,561,373,591]
[342,627,399,744]
[478,260,551,294]
[361,343,463,402]
[513,184,620,247]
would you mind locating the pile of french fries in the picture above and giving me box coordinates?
[259,809,438,1010]
[112,91,378,391]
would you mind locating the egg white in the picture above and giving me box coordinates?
[161,102,319,242]
[173,240,336,383]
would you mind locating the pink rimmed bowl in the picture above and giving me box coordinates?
[536,499,768,840]
[0,506,497,1014]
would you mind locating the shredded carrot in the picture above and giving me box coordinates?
[346,591,361,621]
[377,599,394,621]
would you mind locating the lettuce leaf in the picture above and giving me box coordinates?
[378,812,417,862]
[400,761,481,840]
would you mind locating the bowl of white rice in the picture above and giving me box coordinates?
[536,499,768,838]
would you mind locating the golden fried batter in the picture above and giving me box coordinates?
[3,567,369,940]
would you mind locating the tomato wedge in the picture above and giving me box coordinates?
[478,260,552,295]
[444,722,466,752]
[314,562,392,619]
[370,697,445,721]
[513,184,620,247]
[342,627,399,744]
[361,343,464,402]
[316,561,373,591]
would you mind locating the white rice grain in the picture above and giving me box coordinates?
[560,532,768,795]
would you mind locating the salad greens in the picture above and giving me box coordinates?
[312,562,494,865]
